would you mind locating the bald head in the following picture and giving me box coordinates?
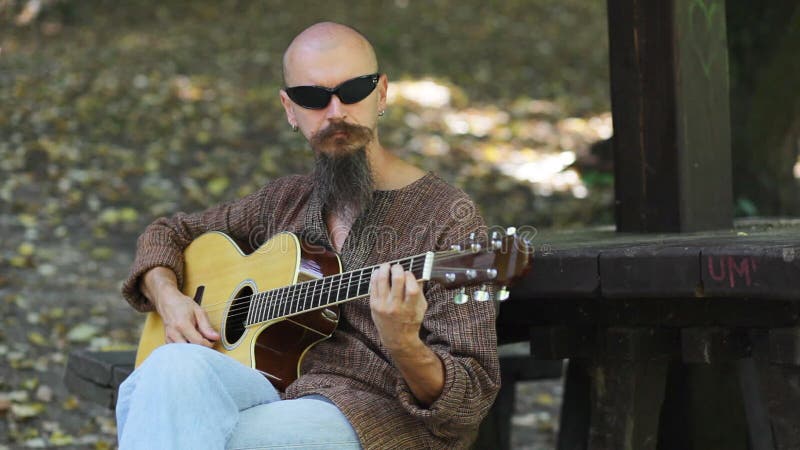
[282,22,378,86]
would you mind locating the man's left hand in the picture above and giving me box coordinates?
[369,263,427,354]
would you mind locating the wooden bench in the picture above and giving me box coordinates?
[499,219,800,449]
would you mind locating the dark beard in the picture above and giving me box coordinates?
[312,143,374,223]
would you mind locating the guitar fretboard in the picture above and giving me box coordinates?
[245,253,430,326]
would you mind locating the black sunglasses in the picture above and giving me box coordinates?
[284,73,380,110]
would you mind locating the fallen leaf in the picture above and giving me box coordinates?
[49,431,74,446]
[21,377,39,391]
[27,332,47,346]
[66,323,100,342]
[11,402,45,419]
[35,385,53,402]
[62,395,79,410]
[18,242,36,257]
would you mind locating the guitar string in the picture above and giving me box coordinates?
[197,252,494,322]
[212,264,491,327]
[197,255,425,317]
[207,255,432,319]
[193,250,486,322]
[198,249,487,319]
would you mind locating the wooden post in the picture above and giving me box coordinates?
[607,0,733,232]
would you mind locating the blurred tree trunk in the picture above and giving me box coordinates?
[727,1,800,216]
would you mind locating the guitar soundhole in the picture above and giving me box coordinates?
[225,285,252,344]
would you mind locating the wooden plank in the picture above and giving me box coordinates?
[672,0,734,231]
[606,0,732,232]
[530,326,594,360]
[63,369,116,409]
[64,350,135,410]
[65,349,135,386]
[680,327,750,363]
[600,327,679,361]
[701,244,800,300]
[657,362,749,450]
[738,358,776,450]
[557,359,591,450]
[512,248,599,298]
[599,246,700,298]
[753,362,800,449]
[587,357,669,450]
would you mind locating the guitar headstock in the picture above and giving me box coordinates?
[430,227,533,304]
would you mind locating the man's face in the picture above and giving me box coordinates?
[280,42,387,157]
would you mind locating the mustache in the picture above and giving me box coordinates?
[310,120,373,148]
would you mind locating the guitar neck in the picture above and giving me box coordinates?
[245,252,433,326]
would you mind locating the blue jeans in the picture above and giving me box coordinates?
[116,344,361,449]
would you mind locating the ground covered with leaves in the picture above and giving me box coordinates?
[1,1,611,448]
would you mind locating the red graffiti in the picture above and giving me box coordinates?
[706,256,758,288]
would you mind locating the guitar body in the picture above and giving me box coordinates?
[135,231,343,391]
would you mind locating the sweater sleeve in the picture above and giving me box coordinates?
[392,196,501,439]
[120,183,274,312]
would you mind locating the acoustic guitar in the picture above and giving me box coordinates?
[135,229,531,390]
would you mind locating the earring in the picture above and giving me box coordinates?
[292,124,298,132]
[378,110,385,117]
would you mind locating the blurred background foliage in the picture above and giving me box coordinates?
[1,0,614,250]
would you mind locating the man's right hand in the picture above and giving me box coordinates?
[142,267,220,347]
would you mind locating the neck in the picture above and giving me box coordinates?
[367,144,427,191]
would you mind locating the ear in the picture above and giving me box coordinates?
[279,89,297,128]
[377,73,389,113]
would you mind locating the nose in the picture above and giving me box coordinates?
[325,94,346,121]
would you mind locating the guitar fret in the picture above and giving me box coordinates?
[253,292,262,324]
[261,289,269,322]
[325,275,333,307]
[302,282,312,312]
[311,279,319,310]
[282,285,292,318]
[289,284,298,317]
[348,271,356,301]
[265,289,274,321]
[257,291,266,323]
[244,294,253,326]
[274,286,284,319]
[298,282,306,315]
[359,268,369,298]
[340,272,347,302]
[312,278,320,309]
[294,283,303,316]
[315,278,322,309]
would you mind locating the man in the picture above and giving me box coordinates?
[117,22,499,449]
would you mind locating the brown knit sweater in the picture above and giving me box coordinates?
[122,172,500,449]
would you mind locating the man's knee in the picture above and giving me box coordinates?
[137,343,217,381]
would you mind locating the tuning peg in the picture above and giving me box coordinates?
[465,269,477,280]
[491,231,503,250]
[445,273,456,283]
[468,232,482,252]
[450,244,462,251]
[473,284,490,302]
[496,286,510,301]
[486,268,497,279]
[506,226,517,236]
[453,287,469,305]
